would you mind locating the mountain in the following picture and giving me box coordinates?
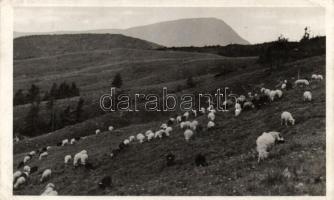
[14,34,162,60]
[14,18,250,47]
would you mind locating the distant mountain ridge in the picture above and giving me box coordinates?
[14,18,250,47]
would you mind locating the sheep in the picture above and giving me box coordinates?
[303,91,312,101]
[264,89,271,96]
[281,83,286,89]
[95,129,101,134]
[14,176,26,189]
[70,138,76,145]
[235,102,241,110]
[160,123,168,130]
[207,121,215,130]
[165,127,173,136]
[195,154,208,167]
[180,121,191,129]
[269,90,276,101]
[237,95,246,103]
[256,131,285,162]
[208,112,215,121]
[183,111,190,120]
[192,109,197,117]
[73,150,88,167]
[98,176,112,189]
[166,153,176,166]
[64,155,72,164]
[46,146,51,150]
[40,169,52,182]
[23,165,31,173]
[154,130,163,139]
[184,129,194,142]
[23,155,32,164]
[275,89,283,98]
[235,108,242,117]
[260,88,266,93]
[129,135,135,142]
[189,120,198,131]
[123,139,130,145]
[311,74,318,79]
[108,126,114,132]
[281,111,295,126]
[39,152,48,160]
[145,130,153,137]
[41,183,58,195]
[14,136,20,143]
[13,171,22,183]
[295,79,310,86]
[176,115,182,123]
[29,151,36,156]
[61,139,69,146]
[199,107,206,114]
[243,101,255,110]
[317,74,323,80]
[136,133,145,143]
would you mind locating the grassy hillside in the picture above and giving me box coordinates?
[13,55,325,195]
[14,34,162,60]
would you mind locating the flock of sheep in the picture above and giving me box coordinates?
[13,73,323,195]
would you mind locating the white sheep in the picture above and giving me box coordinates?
[123,139,130,145]
[275,89,283,98]
[183,111,190,120]
[199,107,206,114]
[184,129,194,142]
[303,91,312,101]
[256,131,284,162]
[40,169,52,182]
[208,112,215,121]
[235,103,241,110]
[281,83,286,89]
[41,183,58,195]
[169,118,175,122]
[23,165,30,173]
[311,74,318,79]
[180,121,190,129]
[136,133,145,143]
[189,120,198,130]
[260,88,266,93]
[29,151,36,156]
[13,171,22,182]
[46,146,51,150]
[108,126,114,132]
[295,79,310,86]
[243,101,254,109]
[64,155,72,164]
[145,130,154,137]
[237,95,246,102]
[269,90,276,101]
[235,108,242,116]
[176,115,182,123]
[129,135,135,142]
[160,123,168,130]
[192,109,197,117]
[165,127,173,136]
[23,155,31,163]
[73,150,88,166]
[207,121,215,129]
[281,111,295,126]
[95,129,101,134]
[61,139,69,146]
[317,74,323,80]
[14,176,26,189]
[70,138,76,145]
[39,152,48,160]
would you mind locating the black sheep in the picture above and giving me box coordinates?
[98,176,112,189]
[166,153,176,166]
[195,154,209,167]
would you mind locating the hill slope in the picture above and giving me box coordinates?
[14,18,250,47]
[14,34,162,60]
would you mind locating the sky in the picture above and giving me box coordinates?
[14,7,325,44]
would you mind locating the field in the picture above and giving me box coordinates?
[13,33,326,195]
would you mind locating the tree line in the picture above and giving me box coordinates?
[14,81,80,106]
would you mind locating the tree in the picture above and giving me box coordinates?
[27,84,40,103]
[46,97,56,132]
[71,82,80,96]
[23,102,41,136]
[14,89,26,105]
[49,83,58,99]
[112,73,122,88]
[75,98,84,122]
[186,76,196,88]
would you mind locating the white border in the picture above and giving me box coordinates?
[1,0,333,199]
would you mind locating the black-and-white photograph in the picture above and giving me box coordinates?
[6,2,329,196]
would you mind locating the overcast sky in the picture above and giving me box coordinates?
[14,7,325,44]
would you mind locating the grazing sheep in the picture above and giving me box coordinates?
[269,90,276,101]
[311,74,317,79]
[13,171,22,183]
[189,120,198,131]
[165,127,173,136]
[70,138,76,145]
[28,151,36,156]
[95,129,101,134]
[73,150,88,167]
[237,95,246,103]
[303,91,312,101]
[145,130,154,137]
[41,183,58,195]
[98,176,112,189]
[154,130,163,139]
[166,153,176,166]
[260,88,266,93]
[243,101,255,110]
[281,111,295,126]
[275,89,283,98]
[180,121,191,129]
[23,155,32,164]
[183,111,190,120]
[176,115,182,123]
[123,139,130,145]
[61,139,69,146]
[40,169,52,182]
[207,121,215,130]
[64,155,72,164]
[129,135,135,142]
[281,83,286,89]
[136,133,145,143]
[235,108,242,117]
[235,102,241,110]
[39,152,48,160]
[17,161,24,169]
[295,79,310,86]
[256,131,285,162]
[184,129,194,142]
[23,165,30,173]
[108,126,114,132]
[199,107,206,114]
[192,109,197,117]
[208,112,215,121]
[14,176,26,189]
[317,74,323,80]
[46,146,51,150]
[160,123,168,130]
[195,154,208,167]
